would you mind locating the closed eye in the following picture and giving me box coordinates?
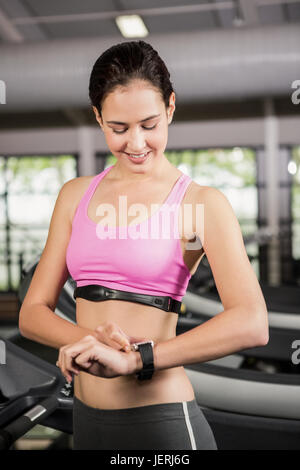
[113,125,157,135]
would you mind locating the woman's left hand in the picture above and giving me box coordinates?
[56,335,136,382]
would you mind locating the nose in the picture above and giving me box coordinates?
[126,128,147,154]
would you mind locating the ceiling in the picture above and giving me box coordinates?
[0,0,299,129]
[0,0,300,43]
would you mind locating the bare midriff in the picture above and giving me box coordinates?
[74,298,196,410]
[71,168,206,410]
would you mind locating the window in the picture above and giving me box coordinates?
[0,155,77,292]
[167,148,258,275]
[291,146,300,260]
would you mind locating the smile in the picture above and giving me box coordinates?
[125,151,151,163]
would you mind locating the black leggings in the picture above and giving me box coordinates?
[73,396,218,450]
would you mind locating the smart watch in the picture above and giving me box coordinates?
[131,341,155,381]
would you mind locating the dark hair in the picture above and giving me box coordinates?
[89,40,174,116]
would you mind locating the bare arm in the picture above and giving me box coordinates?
[19,303,97,350]
[19,178,97,350]
[132,187,269,374]
[148,304,267,373]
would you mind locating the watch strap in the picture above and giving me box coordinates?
[136,343,154,381]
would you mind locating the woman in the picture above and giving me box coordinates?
[19,41,269,450]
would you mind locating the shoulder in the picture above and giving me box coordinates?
[62,175,94,193]
[58,175,95,223]
[179,180,212,239]
[194,184,237,228]
[193,183,230,208]
[58,175,93,203]
[187,183,236,237]
[193,184,241,249]
[186,181,220,209]
[182,179,206,201]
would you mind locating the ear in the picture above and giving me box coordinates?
[92,106,103,128]
[167,92,176,124]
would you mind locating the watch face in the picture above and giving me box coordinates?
[131,341,154,351]
[136,341,154,347]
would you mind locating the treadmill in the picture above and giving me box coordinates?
[0,338,73,450]
[2,255,299,450]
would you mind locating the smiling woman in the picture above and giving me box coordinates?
[91,82,172,175]
[88,41,176,182]
[19,40,268,451]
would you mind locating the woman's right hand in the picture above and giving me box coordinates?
[94,321,147,353]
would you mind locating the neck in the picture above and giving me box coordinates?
[111,155,171,184]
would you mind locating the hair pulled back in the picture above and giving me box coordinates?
[89,40,174,116]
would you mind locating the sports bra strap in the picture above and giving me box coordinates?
[168,174,193,206]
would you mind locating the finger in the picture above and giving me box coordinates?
[57,345,65,369]
[105,324,131,350]
[74,350,93,369]
[64,345,83,376]
[116,328,132,352]
[57,347,66,377]
[59,344,74,380]
[61,342,91,381]
[96,326,131,352]
[65,352,81,377]
[60,349,70,382]
[95,326,104,342]
[61,347,71,381]
[110,332,131,352]
[95,326,120,348]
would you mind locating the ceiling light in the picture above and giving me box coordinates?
[115,15,148,38]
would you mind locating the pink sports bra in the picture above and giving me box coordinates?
[66,165,193,302]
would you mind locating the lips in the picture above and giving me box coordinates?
[126,151,151,163]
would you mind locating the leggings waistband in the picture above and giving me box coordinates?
[73,396,200,424]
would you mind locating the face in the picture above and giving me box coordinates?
[92,79,175,177]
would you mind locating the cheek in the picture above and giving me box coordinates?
[105,133,122,150]
[153,129,168,149]
[149,127,167,147]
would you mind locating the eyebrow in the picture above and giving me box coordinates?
[106,114,161,125]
